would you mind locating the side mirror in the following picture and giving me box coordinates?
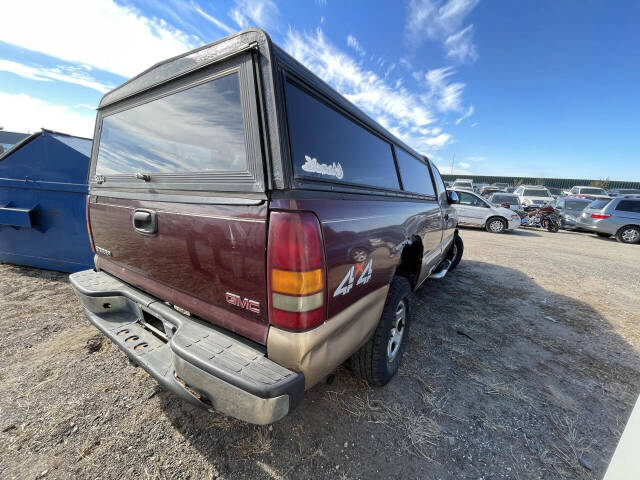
[501,202,511,208]
[447,191,459,204]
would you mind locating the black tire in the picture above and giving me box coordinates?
[616,226,640,244]
[349,276,412,386]
[596,232,611,238]
[486,217,507,233]
[547,219,559,233]
[446,234,464,272]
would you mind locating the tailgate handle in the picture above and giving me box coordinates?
[132,209,157,235]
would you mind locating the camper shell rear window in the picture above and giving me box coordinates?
[91,53,264,195]
[97,73,246,176]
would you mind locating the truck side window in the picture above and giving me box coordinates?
[428,162,447,204]
[395,148,435,196]
[284,80,400,190]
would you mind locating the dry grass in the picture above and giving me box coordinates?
[326,390,440,458]
[232,426,273,458]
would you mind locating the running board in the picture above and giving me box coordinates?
[429,259,452,279]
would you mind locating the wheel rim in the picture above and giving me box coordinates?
[622,228,639,243]
[489,220,504,232]
[387,300,406,363]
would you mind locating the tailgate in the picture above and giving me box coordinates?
[90,197,268,343]
[88,52,269,344]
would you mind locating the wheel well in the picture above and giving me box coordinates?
[485,216,507,226]
[395,236,423,289]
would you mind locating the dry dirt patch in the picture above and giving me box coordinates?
[0,228,639,479]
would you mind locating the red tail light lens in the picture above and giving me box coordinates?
[591,213,611,219]
[86,195,95,253]
[267,211,325,331]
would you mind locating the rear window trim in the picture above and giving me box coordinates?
[90,53,265,195]
[281,72,436,201]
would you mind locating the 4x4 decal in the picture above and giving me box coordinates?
[333,259,373,297]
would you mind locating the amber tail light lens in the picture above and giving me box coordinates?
[267,211,326,331]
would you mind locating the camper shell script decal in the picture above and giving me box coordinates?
[302,155,344,180]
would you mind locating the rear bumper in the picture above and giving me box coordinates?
[69,269,304,424]
[576,217,618,235]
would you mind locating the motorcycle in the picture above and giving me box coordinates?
[520,205,560,232]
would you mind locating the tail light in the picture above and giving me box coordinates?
[86,195,95,253]
[267,211,326,331]
[591,213,611,219]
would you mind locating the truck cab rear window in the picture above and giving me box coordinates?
[284,80,400,190]
[96,73,246,176]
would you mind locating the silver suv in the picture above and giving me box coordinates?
[568,185,610,199]
[577,198,640,244]
[514,185,553,209]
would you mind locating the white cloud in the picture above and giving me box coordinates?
[284,28,453,152]
[444,24,477,62]
[422,66,467,113]
[436,162,473,175]
[0,59,112,93]
[458,161,471,169]
[455,104,474,124]
[192,4,234,34]
[229,0,280,30]
[424,133,452,148]
[0,91,95,138]
[346,35,366,56]
[0,0,198,79]
[406,0,480,62]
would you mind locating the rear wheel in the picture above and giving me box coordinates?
[596,232,611,238]
[486,217,507,233]
[546,218,559,232]
[616,226,640,244]
[350,276,412,386]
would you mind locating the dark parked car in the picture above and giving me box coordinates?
[554,197,592,230]
[577,198,640,243]
[70,29,464,424]
[608,189,640,198]
[479,186,503,198]
[547,187,563,199]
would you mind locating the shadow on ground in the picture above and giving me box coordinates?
[151,260,640,480]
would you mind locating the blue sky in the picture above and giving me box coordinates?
[0,0,638,180]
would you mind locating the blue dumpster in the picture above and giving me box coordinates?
[0,129,94,272]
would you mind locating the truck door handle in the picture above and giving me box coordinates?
[132,209,157,235]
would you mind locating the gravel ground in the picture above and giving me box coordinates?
[0,227,639,480]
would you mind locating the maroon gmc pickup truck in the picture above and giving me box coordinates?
[70,28,463,424]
